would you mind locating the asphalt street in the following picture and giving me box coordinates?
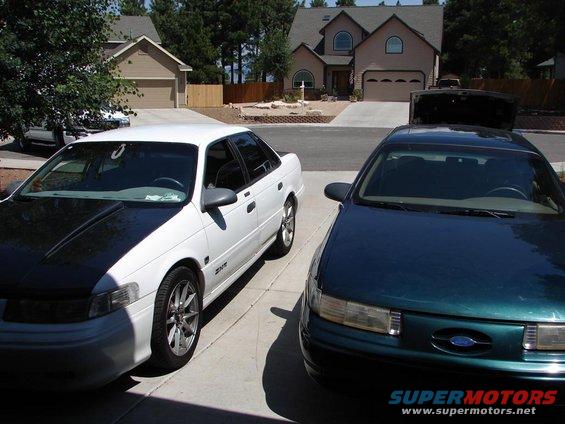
[3,126,564,172]
[251,126,565,171]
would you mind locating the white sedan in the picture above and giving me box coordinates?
[0,124,304,389]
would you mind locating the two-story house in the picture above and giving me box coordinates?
[285,5,443,102]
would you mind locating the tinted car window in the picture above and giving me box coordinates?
[204,140,245,192]
[355,144,563,215]
[250,132,281,168]
[19,142,197,203]
[232,133,272,181]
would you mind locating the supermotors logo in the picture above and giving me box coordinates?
[389,390,558,406]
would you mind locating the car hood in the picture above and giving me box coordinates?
[0,197,181,298]
[320,203,565,322]
[410,89,518,130]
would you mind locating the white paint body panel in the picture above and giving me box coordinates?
[0,125,303,389]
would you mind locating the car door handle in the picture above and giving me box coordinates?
[247,201,256,213]
[277,182,283,191]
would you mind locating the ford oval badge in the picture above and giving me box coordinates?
[449,335,476,348]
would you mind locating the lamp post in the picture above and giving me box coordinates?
[300,81,305,115]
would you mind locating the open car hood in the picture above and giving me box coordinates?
[410,89,518,130]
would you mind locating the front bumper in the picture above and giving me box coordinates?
[0,295,154,390]
[300,300,565,383]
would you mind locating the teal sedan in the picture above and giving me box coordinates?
[300,91,565,385]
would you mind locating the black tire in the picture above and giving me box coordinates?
[54,129,66,149]
[16,137,31,152]
[269,196,296,257]
[149,266,202,370]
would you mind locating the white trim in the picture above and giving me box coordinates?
[114,76,176,80]
[174,77,179,108]
[108,35,193,71]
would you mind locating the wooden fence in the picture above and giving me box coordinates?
[469,79,565,109]
[223,82,283,104]
[187,84,223,108]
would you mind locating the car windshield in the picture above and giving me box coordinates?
[354,144,564,215]
[18,142,197,203]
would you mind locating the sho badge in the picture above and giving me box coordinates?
[215,262,227,275]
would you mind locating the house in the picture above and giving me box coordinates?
[104,16,192,108]
[536,53,565,79]
[285,5,443,101]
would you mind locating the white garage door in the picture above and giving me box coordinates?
[363,71,424,102]
[123,79,176,108]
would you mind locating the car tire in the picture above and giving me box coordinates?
[16,137,31,152]
[269,196,296,257]
[149,266,202,370]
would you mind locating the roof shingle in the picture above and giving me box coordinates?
[288,5,443,53]
[108,16,162,44]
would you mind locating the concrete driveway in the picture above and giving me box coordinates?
[131,108,221,126]
[3,171,380,424]
[330,101,409,128]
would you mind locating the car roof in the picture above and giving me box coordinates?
[77,124,251,147]
[386,125,536,153]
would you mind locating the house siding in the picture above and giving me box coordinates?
[354,18,435,91]
[284,45,325,91]
[115,39,186,106]
[323,13,364,56]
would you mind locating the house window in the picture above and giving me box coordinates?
[386,36,403,54]
[292,70,314,89]
[334,31,353,51]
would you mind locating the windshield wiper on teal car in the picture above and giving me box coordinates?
[365,201,423,212]
[439,208,515,219]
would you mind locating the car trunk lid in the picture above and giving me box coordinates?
[410,89,518,130]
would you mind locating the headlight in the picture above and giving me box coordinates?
[523,324,565,351]
[89,283,139,319]
[3,283,139,324]
[319,294,401,335]
[305,247,322,314]
[118,118,131,127]
[304,244,401,336]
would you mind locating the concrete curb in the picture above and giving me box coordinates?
[0,157,45,170]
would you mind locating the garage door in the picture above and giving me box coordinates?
[363,71,424,102]
[123,79,176,108]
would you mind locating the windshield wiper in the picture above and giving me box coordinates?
[439,209,515,219]
[365,201,423,212]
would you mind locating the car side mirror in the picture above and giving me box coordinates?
[203,188,237,210]
[324,182,351,202]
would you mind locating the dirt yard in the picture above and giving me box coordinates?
[189,107,247,124]
[0,168,32,195]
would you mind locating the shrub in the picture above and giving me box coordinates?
[283,91,299,103]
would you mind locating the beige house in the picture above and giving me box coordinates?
[285,5,443,101]
[104,16,192,108]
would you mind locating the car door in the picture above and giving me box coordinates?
[200,139,259,295]
[230,132,284,247]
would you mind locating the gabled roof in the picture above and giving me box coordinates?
[355,14,439,54]
[293,43,353,66]
[108,16,162,44]
[318,10,366,35]
[106,36,192,71]
[288,5,443,53]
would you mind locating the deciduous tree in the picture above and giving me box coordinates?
[0,0,137,141]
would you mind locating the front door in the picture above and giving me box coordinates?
[200,139,259,295]
[332,71,350,96]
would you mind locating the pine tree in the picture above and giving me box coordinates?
[335,0,356,6]
[310,0,328,7]
[120,0,146,15]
